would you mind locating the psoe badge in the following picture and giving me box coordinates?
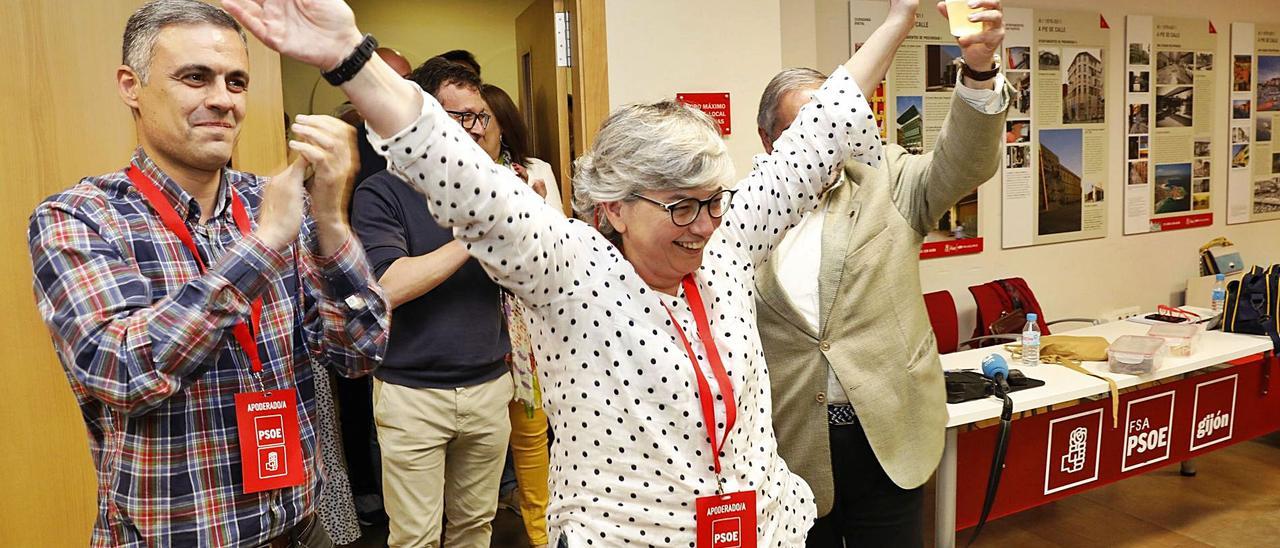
[695,490,756,548]
[235,389,305,493]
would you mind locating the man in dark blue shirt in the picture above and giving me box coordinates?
[350,58,513,547]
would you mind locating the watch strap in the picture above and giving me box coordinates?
[961,59,1001,82]
[323,34,378,86]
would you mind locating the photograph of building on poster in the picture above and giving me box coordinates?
[1195,139,1211,156]
[1232,126,1250,144]
[1130,43,1151,65]
[1256,177,1280,214]
[1063,48,1105,124]
[895,96,924,154]
[1128,135,1149,160]
[1008,144,1030,169]
[1129,70,1150,93]
[926,45,962,92]
[1235,55,1253,92]
[1232,144,1249,168]
[1257,117,1272,141]
[1154,163,1192,214]
[1156,50,1195,84]
[1257,56,1280,111]
[1040,48,1061,70]
[1038,129,1084,235]
[1234,99,1253,119]
[1009,72,1031,117]
[1197,53,1214,71]
[927,191,979,242]
[1156,86,1194,128]
[1129,160,1149,186]
[1194,158,1212,178]
[1129,104,1149,133]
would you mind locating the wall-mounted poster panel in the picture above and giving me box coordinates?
[1001,9,1112,248]
[1227,23,1280,225]
[851,1,985,259]
[1123,16,1219,234]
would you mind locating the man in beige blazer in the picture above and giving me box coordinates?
[755,2,1009,545]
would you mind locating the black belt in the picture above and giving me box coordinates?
[260,514,316,548]
[827,403,856,426]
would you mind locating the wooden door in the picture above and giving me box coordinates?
[565,0,610,160]
[516,0,572,213]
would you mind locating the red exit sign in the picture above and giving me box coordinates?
[677,92,731,136]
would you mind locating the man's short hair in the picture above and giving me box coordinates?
[122,0,247,82]
[756,68,828,141]
[438,49,481,75]
[410,56,483,98]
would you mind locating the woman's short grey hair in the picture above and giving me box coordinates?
[756,68,828,142]
[572,100,735,239]
[123,0,247,82]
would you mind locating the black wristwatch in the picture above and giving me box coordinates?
[960,57,1001,82]
[323,33,378,86]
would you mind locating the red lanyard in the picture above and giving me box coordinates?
[126,165,265,373]
[663,274,738,491]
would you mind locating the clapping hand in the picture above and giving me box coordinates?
[289,114,358,226]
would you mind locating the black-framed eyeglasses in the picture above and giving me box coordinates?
[630,188,737,226]
[445,110,492,130]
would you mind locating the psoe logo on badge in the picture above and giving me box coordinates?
[258,445,288,479]
[1044,407,1103,495]
[255,414,285,447]
[1121,390,1176,473]
[1190,374,1238,451]
[711,517,742,548]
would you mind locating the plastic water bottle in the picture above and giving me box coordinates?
[1211,273,1226,315]
[1021,313,1041,366]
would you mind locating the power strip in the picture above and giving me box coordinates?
[1100,306,1142,323]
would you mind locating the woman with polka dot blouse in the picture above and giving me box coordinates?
[226,0,921,545]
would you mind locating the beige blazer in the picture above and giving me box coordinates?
[755,91,1007,515]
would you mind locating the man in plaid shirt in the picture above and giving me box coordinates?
[26,1,388,546]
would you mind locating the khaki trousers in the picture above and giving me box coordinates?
[374,374,514,548]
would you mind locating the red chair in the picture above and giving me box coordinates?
[925,289,1037,353]
[923,290,960,354]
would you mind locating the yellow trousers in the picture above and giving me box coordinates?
[508,401,550,545]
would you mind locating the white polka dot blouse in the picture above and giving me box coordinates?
[368,66,881,547]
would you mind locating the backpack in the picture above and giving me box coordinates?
[1221,265,1280,352]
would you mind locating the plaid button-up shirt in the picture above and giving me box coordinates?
[28,148,389,547]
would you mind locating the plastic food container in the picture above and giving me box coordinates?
[1108,335,1168,375]
[1146,323,1202,357]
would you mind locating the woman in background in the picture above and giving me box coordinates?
[481,84,563,212]
[480,82,557,548]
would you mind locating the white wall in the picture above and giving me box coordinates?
[610,0,1280,337]
[605,0,785,175]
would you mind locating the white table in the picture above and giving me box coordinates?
[933,321,1272,548]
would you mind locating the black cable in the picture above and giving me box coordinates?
[968,386,1013,546]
